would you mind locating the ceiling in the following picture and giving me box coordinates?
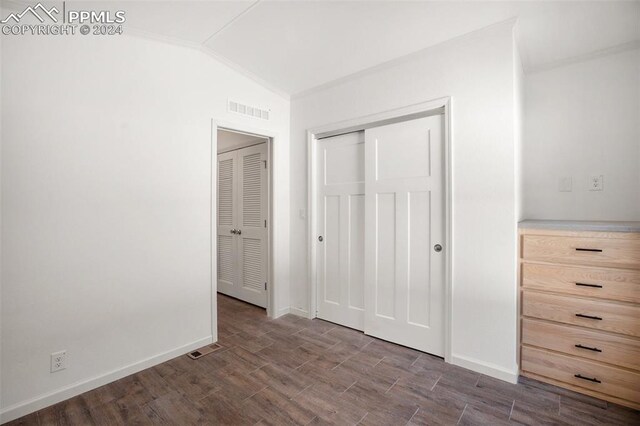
[5,1,640,97]
[217,129,266,153]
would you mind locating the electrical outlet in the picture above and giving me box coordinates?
[51,351,66,373]
[589,175,604,191]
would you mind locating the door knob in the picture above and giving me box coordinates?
[434,244,443,252]
[237,229,242,235]
[318,236,323,242]
[230,229,237,234]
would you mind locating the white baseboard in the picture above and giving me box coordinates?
[275,306,290,318]
[0,336,213,424]
[289,307,309,318]
[450,353,518,384]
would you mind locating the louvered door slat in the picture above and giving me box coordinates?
[218,235,234,281]
[218,158,234,226]
[216,141,268,309]
[217,150,237,297]
[243,153,263,227]
[242,239,263,291]
[237,143,268,308]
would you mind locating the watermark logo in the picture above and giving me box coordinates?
[1,3,59,24]
[1,2,126,36]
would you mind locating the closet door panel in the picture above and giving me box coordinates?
[348,194,365,311]
[364,115,445,356]
[316,132,365,330]
[237,143,268,308]
[323,195,341,304]
[408,190,432,327]
[217,151,238,297]
[375,192,397,319]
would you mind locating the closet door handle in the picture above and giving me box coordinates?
[236,229,242,235]
[575,248,603,253]
[230,229,237,234]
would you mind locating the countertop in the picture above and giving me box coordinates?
[519,219,640,233]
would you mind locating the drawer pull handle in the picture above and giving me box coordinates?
[574,374,601,384]
[575,313,603,320]
[575,344,602,353]
[575,282,603,288]
[575,248,603,253]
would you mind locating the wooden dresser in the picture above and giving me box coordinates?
[519,220,640,410]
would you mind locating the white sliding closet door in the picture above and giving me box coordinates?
[364,115,445,356]
[217,143,268,308]
[317,132,365,330]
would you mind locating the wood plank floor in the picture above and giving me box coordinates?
[8,294,640,425]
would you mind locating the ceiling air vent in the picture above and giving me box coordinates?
[228,100,270,121]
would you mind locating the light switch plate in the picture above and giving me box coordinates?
[589,175,604,191]
[558,177,572,192]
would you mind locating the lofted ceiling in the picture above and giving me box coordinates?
[4,1,640,97]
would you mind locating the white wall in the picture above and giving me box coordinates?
[289,21,520,381]
[0,18,3,415]
[0,33,289,421]
[515,38,524,222]
[523,48,640,220]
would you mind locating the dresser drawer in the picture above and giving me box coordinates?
[522,234,640,269]
[522,346,640,404]
[522,318,640,370]
[522,263,640,304]
[522,291,640,337]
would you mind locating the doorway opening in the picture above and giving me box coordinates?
[214,127,273,332]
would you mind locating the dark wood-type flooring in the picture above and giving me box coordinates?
[8,294,640,425]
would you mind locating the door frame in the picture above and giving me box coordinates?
[211,119,277,338]
[306,97,453,362]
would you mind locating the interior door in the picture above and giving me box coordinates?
[317,132,365,330]
[216,143,268,308]
[364,115,445,356]
[217,151,238,297]
[237,143,268,308]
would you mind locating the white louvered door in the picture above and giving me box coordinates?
[217,151,237,297]
[217,143,268,308]
[237,144,268,307]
